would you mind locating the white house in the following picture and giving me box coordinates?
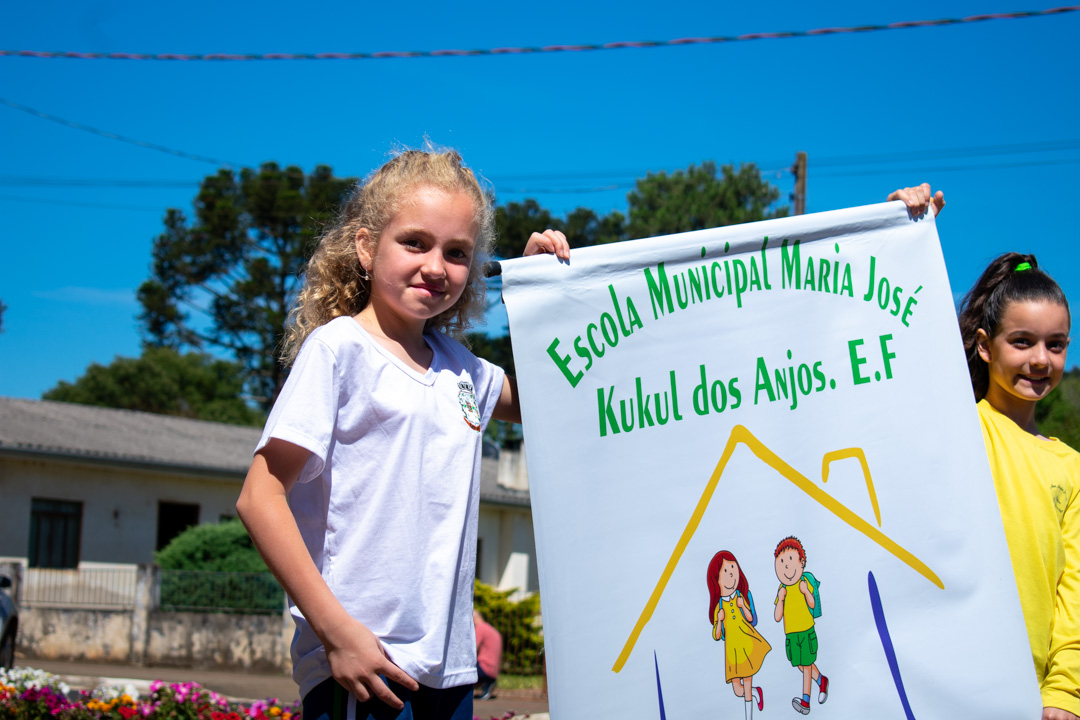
[0,396,537,596]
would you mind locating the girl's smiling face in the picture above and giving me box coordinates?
[977,299,1070,415]
[357,185,478,334]
[719,559,740,594]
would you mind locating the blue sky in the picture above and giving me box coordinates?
[1,0,1078,400]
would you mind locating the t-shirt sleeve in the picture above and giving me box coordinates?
[469,351,505,431]
[255,335,340,483]
[1043,455,1080,714]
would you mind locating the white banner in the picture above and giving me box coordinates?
[500,202,1040,719]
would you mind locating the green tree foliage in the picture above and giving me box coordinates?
[494,201,627,257]
[466,333,515,377]
[493,199,559,258]
[474,580,543,675]
[138,163,354,409]
[626,161,788,239]
[42,347,262,426]
[1037,368,1080,450]
[561,207,626,247]
[492,161,785,257]
[155,519,282,614]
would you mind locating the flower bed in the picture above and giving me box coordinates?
[0,668,300,720]
[1,668,532,720]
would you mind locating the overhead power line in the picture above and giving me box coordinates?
[3,136,1077,193]
[7,86,1079,185]
[0,193,164,211]
[0,96,241,167]
[498,183,634,194]
[5,154,1078,210]
[0,176,199,187]
[809,138,1080,168]
[3,97,1076,197]
[812,156,1080,177]
[2,7,1078,61]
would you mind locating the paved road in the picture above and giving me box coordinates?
[16,656,549,719]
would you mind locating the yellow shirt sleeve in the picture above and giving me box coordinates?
[1045,468,1080,714]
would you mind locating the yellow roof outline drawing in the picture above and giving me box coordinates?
[612,424,943,673]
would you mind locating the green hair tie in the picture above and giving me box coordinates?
[1014,262,1032,272]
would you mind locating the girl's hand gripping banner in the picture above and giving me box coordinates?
[499,202,1040,719]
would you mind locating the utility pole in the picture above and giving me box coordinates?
[792,151,807,215]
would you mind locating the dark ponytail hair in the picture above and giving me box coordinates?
[957,252,1070,401]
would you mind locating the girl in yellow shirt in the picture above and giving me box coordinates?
[958,253,1079,720]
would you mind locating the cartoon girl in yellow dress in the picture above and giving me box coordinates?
[707,550,770,718]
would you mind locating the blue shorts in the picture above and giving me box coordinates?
[302,676,473,720]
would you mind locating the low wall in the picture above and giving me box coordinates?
[16,607,291,672]
[146,612,289,672]
[18,608,133,663]
[3,562,292,673]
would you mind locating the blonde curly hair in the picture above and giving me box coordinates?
[282,148,494,365]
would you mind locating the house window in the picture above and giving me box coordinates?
[157,502,200,551]
[28,498,83,568]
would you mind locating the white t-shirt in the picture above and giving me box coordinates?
[256,316,505,697]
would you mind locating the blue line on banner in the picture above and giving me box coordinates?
[869,571,917,720]
[654,651,667,720]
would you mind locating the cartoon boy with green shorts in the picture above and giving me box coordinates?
[773,536,829,715]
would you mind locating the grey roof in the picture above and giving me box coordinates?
[0,396,261,476]
[0,397,530,506]
[478,454,530,508]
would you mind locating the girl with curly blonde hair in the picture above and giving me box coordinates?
[238,147,568,720]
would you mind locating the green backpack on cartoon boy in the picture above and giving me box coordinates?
[802,571,822,619]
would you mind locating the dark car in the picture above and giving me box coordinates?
[0,575,16,669]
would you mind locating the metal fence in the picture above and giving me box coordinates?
[156,569,284,614]
[17,566,285,614]
[16,565,542,675]
[477,601,545,678]
[497,615,544,677]
[22,566,138,610]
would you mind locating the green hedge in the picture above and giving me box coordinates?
[155,520,283,613]
[156,569,283,614]
[155,518,268,572]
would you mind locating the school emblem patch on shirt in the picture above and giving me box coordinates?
[458,380,482,431]
[1051,483,1067,518]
